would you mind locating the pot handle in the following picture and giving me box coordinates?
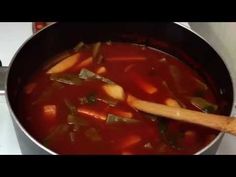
[0,60,9,95]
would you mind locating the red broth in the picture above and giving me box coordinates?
[17,42,219,154]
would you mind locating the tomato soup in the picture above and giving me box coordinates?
[17,42,219,154]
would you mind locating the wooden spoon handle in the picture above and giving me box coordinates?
[127,95,236,136]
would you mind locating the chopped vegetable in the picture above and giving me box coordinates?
[64,100,89,136]
[50,73,82,85]
[77,107,107,121]
[47,53,80,74]
[158,118,182,149]
[43,51,72,71]
[67,115,80,132]
[24,83,37,94]
[79,93,97,105]
[96,97,118,107]
[92,42,101,60]
[106,114,140,124]
[106,56,146,62]
[119,135,141,149]
[43,124,69,146]
[79,68,114,84]
[190,97,218,113]
[86,94,97,104]
[85,127,102,142]
[96,66,107,74]
[131,73,158,94]
[110,109,133,118]
[73,42,85,52]
[144,142,153,149]
[183,130,197,147]
[43,105,57,119]
[165,98,181,108]
[65,99,89,132]
[79,97,88,105]
[96,55,104,64]
[67,114,88,127]
[74,57,93,70]
[67,114,76,125]
[162,81,186,108]
[79,68,96,80]
[64,99,77,114]
[92,42,104,64]
[102,84,125,101]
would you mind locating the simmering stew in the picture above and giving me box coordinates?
[18,42,219,154]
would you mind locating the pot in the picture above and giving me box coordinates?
[0,22,234,154]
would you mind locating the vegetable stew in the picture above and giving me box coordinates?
[17,42,219,154]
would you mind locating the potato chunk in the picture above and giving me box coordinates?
[102,84,125,101]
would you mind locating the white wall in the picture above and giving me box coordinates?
[189,22,236,85]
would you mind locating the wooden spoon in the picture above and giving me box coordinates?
[102,83,236,135]
[127,94,236,136]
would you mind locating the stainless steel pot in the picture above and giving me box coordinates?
[0,22,234,154]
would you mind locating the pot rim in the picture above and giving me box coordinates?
[5,22,235,155]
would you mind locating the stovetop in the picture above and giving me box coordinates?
[0,22,235,154]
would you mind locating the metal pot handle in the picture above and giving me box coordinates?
[0,60,9,95]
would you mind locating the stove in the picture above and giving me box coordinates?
[0,22,235,154]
